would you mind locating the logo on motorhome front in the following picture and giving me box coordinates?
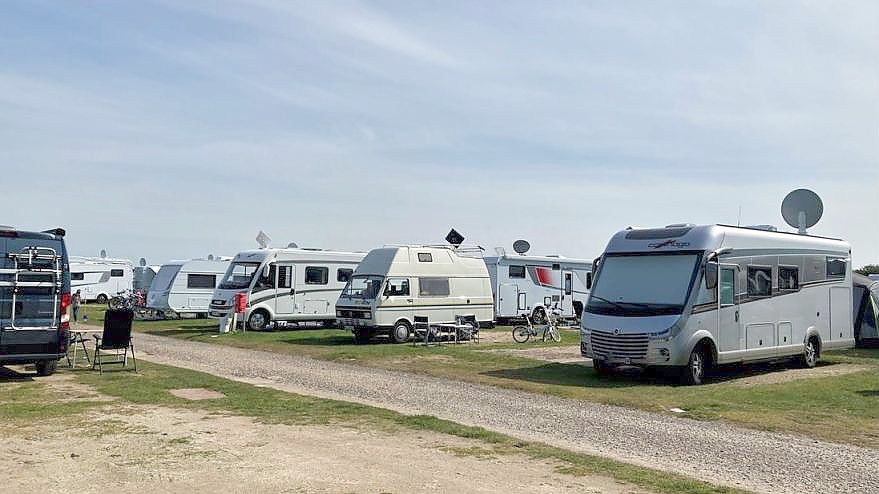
[613,328,620,335]
[648,239,691,249]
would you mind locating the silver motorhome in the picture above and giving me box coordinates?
[581,224,853,384]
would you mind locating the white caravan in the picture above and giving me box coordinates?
[581,224,853,385]
[484,252,592,323]
[209,248,365,330]
[336,245,494,344]
[69,257,134,303]
[146,258,231,316]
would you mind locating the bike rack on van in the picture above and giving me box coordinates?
[2,246,63,330]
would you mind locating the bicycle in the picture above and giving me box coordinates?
[108,289,145,311]
[512,306,561,343]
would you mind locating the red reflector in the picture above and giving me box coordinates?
[0,231,17,237]
[235,293,247,313]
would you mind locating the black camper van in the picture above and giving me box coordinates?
[0,227,70,376]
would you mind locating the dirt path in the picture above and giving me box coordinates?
[132,332,879,494]
[0,375,643,494]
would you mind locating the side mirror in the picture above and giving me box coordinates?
[262,264,271,278]
[705,263,718,290]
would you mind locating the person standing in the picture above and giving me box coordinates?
[72,290,82,323]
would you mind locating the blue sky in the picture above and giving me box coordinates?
[1,0,877,266]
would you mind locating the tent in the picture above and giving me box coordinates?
[853,274,879,347]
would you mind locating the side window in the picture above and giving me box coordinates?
[417,253,433,262]
[419,277,450,296]
[71,272,84,281]
[254,265,275,291]
[720,268,735,305]
[747,266,772,297]
[277,266,292,289]
[384,278,410,296]
[305,266,328,285]
[187,274,217,289]
[509,265,525,279]
[337,268,353,283]
[826,257,847,278]
[778,266,799,291]
[564,273,572,295]
[696,270,718,306]
[110,269,124,277]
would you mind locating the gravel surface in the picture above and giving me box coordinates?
[134,333,879,494]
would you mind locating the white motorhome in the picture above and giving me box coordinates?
[208,248,364,330]
[484,251,592,322]
[146,258,231,316]
[581,224,853,385]
[336,245,494,344]
[69,257,134,303]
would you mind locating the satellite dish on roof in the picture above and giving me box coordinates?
[512,240,531,255]
[782,189,823,234]
[445,229,465,247]
[287,242,299,249]
[256,230,271,249]
[139,257,147,267]
[100,249,107,259]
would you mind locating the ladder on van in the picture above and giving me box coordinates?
[2,246,63,330]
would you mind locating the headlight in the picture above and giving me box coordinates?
[362,312,372,319]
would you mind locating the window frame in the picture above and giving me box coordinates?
[337,268,353,283]
[508,265,526,279]
[110,269,125,278]
[826,256,847,278]
[777,265,800,292]
[746,265,773,298]
[417,253,433,262]
[277,265,293,289]
[384,277,410,297]
[418,277,450,297]
[304,266,329,285]
[186,273,217,290]
[71,272,84,281]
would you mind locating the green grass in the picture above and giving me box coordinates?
[61,360,746,494]
[130,315,879,447]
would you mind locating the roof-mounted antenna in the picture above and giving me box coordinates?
[287,242,299,249]
[100,249,107,259]
[782,189,823,235]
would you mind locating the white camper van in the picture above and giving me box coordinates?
[484,251,592,323]
[336,245,494,344]
[581,224,853,384]
[146,258,231,317]
[69,257,134,303]
[209,248,364,330]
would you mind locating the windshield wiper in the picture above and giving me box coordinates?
[588,295,629,311]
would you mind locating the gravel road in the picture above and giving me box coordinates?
[133,333,879,494]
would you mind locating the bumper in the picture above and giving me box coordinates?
[208,305,232,319]
[0,353,64,364]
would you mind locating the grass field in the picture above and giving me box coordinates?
[0,358,748,494]
[79,305,879,447]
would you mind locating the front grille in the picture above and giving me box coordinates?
[337,309,369,319]
[590,329,649,359]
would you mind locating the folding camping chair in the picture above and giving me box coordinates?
[412,315,431,346]
[455,314,480,343]
[92,309,136,373]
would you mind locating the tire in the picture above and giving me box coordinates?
[96,294,108,305]
[800,337,818,368]
[592,359,612,376]
[247,310,270,331]
[353,329,372,345]
[390,321,411,344]
[35,360,57,377]
[109,296,124,310]
[545,326,561,343]
[680,345,707,385]
[532,307,548,325]
[512,326,531,343]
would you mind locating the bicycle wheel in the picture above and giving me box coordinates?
[108,297,123,310]
[512,326,531,343]
[543,326,561,343]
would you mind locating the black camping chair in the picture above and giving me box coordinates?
[92,309,136,373]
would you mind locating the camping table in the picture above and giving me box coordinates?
[68,328,100,368]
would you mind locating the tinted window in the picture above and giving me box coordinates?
[417,253,433,262]
[747,266,772,297]
[187,274,216,289]
[826,257,847,278]
[110,269,124,277]
[509,265,525,279]
[384,278,410,296]
[305,267,328,285]
[277,265,292,289]
[337,268,353,283]
[778,266,799,291]
[720,268,735,305]
[419,277,450,296]
[71,272,84,281]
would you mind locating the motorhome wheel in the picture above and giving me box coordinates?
[681,347,706,385]
[800,338,818,368]
[390,321,411,344]
[247,310,269,331]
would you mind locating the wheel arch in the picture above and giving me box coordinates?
[686,330,719,368]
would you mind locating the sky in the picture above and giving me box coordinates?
[1,0,877,267]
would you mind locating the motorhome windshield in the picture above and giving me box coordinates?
[586,253,702,317]
[341,275,384,299]
[219,262,261,290]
